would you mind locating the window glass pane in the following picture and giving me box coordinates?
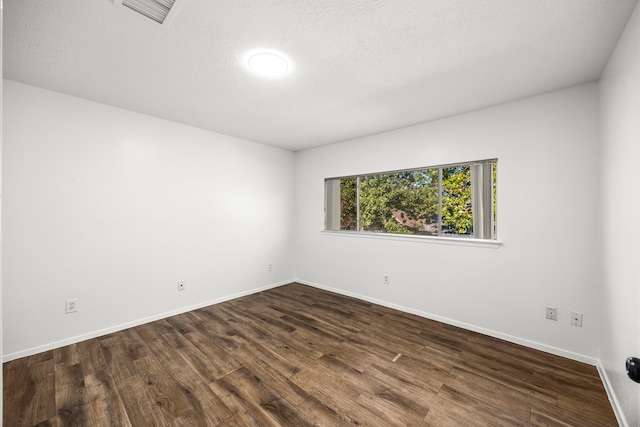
[441,165,473,236]
[325,159,497,240]
[340,177,358,230]
[360,169,439,235]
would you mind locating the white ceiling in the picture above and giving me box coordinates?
[4,0,638,151]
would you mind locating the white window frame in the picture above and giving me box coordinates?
[324,159,499,246]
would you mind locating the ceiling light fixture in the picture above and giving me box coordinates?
[248,52,289,78]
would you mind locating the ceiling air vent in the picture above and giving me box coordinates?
[122,0,176,24]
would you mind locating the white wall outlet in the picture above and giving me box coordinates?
[65,299,78,314]
[268,263,273,272]
[383,275,390,285]
[570,312,583,327]
[546,306,557,321]
[177,280,185,291]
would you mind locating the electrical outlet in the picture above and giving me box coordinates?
[570,312,583,327]
[177,280,185,291]
[65,299,78,314]
[546,306,557,321]
[268,263,273,272]
[383,275,390,285]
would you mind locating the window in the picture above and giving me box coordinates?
[325,159,497,240]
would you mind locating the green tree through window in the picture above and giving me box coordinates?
[327,160,496,239]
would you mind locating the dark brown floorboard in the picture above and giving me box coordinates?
[3,283,618,426]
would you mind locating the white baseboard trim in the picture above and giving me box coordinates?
[3,279,293,363]
[597,361,629,427]
[295,278,598,366]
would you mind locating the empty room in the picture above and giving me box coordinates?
[2,0,639,426]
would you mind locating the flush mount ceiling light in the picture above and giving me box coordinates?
[248,52,290,78]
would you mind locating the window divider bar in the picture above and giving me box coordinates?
[437,168,443,236]
[356,176,361,231]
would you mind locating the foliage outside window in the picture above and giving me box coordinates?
[325,160,497,240]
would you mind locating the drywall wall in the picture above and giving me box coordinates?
[599,1,640,425]
[1,12,4,418]
[2,80,295,360]
[295,83,601,361]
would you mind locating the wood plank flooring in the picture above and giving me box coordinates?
[3,283,618,426]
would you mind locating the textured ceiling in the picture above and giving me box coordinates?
[4,0,638,151]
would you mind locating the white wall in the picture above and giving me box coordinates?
[2,80,295,360]
[599,1,640,425]
[295,83,601,361]
[1,9,4,418]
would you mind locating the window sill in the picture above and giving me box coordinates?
[322,230,503,248]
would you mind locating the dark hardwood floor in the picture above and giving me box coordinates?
[3,283,618,426]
